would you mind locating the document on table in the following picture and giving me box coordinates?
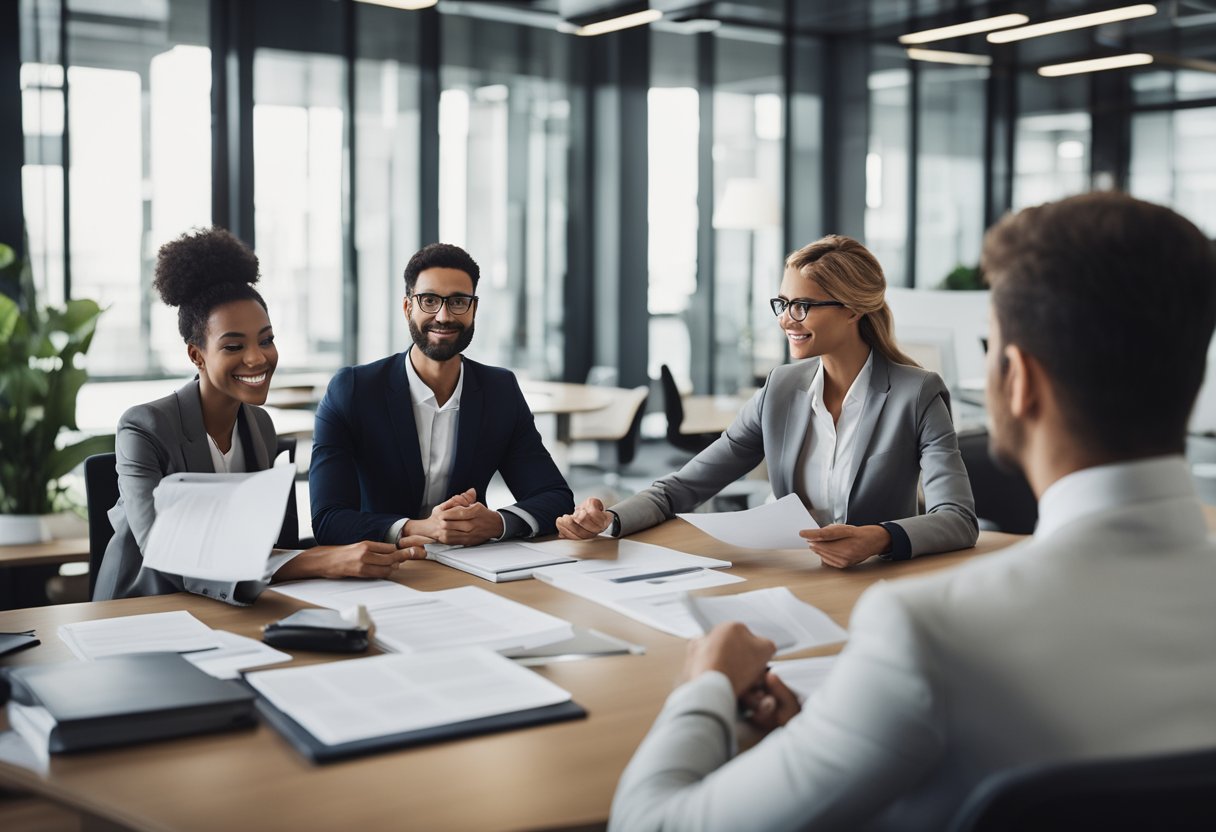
[269,579,422,612]
[142,464,296,582]
[532,538,732,580]
[770,655,839,703]
[685,587,847,656]
[677,493,818,550]
[184,631,292,679]
[424,540,576,582]
[58,611,223,660]
[246,647,573,747]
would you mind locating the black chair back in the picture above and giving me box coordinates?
[84,453,118,600]
[615,391,649,468]
[274,436,301,549]
[949,746,1216,832]
[660,364,716,454]
[957,429,1037,534]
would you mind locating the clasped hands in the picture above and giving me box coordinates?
[403,488,505,547]
[555,497,614,540]
[684,622,802,735]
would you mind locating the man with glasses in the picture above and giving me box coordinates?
[309,242,573,548]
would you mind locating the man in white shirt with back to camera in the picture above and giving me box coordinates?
[609,191,1216,831]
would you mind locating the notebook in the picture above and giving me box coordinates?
[3,652,257,754]
[425,541,576,582]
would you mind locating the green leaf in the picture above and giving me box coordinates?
[0,294,17,344]
[48,433,116,482]
[0,243,14,271]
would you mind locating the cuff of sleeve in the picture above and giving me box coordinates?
[878,521,913,561]
[603,510,622,538]
[386,517,409,544]
[495,509,531,541]
[663,671,739,755]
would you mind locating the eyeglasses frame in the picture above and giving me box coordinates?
[769,296,846,322]
[410,292,480,316]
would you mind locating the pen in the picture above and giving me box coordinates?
[609,566,703,584]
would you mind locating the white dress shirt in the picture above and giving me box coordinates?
[795,352,873,526]
[206,424,245,474]
[610,455,1216,831]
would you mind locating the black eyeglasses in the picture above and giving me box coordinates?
[411,293,478,315]
[769,297,846,321]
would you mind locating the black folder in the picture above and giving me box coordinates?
[3,652,257,754]
[255,693,587,764]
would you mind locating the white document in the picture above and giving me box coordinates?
[371,587,573,654]
[678,493,818,550]
[425,540,576,582]
[58,611,223,660]
[685,587,847,656]
[184,631,292,679]
[532,539,731,582]
[142,464,296,582]
[246,647,573,747]
[770,655,839,703]
[269,579,422,612]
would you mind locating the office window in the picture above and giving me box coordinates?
[1130,108,1216,238]
[916,64,986,289]
[439,13,570,379]
[866,49,910,288]
[252,49,346,371]
[1012,74,1090,211]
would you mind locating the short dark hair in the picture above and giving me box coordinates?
[403,243,480,295]
[153,227,267,347]
[982,191,1216,457]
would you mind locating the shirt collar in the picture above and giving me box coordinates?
[1035,455,1195,538]
[405,351,464,411]
[809,351,873,410]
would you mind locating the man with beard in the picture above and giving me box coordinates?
[309,243,573,548]
[609,192,1216,831]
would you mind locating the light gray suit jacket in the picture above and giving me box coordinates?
[610,457,1216,831]
[613,354,978,558]
[93,380,287,605]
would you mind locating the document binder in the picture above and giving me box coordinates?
[2,652,256,754]
[255,695,586,764]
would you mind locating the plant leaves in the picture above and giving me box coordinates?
[48,433,116,482]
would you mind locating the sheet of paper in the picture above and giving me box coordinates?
[184,631,292,679]
[268,579,422,612]
[246,647,572,746]
[142,464,296,581]
[685,587,847,656]
[677,493,818,550]
[532,539,731,582]
[0,727,49,774]
[371,586,573,654]
[58,611,223,660]
[770,655,839,703]
[426,541,575,579]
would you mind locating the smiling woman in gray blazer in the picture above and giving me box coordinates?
[556,235,978,565]
[94,228,427,604]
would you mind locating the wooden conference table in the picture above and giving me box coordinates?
[0,525,1024,831]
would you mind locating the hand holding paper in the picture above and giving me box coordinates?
[678,494,819,550]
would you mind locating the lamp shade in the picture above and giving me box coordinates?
[713,177,781,230]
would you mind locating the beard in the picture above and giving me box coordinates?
[986,392,1026,477]
[408,316,475,361]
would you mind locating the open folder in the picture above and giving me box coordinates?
[247,648,586,763]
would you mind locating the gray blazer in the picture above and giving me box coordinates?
[612,354,978,558]
[93,380,288,604]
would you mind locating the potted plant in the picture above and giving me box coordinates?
[0,242,113,544]
[938,263,985,291]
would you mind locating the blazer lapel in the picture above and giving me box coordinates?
[175,380,216,473]
[447,359,482,498]
[388,350,427,511]
[778,359,818,497]
[843,354,890,521]
[239,405,271,470]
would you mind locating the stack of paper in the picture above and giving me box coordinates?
[424,541,576,582]
[248,647,584,761]
[678,493,818,550]
[142,465,297,581]
[685,587,847,655]
[270,580,573,654]
[770,655,839,702]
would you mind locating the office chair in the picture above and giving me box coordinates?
[570,386,650,482]
[957,428,1037,535]
[84,453,119,601]
[659,364,718,454]
[275,436,305,549]
[948,746,1216,832]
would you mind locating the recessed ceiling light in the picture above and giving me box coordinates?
[989,4,1157,43]
[899,14,1029,45]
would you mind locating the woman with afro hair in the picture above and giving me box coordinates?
[93,227,429,604]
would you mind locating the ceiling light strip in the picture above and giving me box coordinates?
[353,0,438,10]
[905,48,993,66]
[899,13,1029,45]
[989,4,1157,43]
[575,8,662,37]
[1038,53,1154,76]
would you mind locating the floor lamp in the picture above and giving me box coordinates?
[713,177,781,389]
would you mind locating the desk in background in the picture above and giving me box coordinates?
[0,525,1022,831]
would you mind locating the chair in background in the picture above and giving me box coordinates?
[84,453,118,601]
[957,428,1037,535]
[948,746,1216,832]
[659,364,718,454]
[569,386,650,486]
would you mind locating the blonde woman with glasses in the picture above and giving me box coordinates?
[557,235,978,565]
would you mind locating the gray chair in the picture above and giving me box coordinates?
[949,746,1216,832]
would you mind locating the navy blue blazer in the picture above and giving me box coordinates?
[309,350,574,545]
